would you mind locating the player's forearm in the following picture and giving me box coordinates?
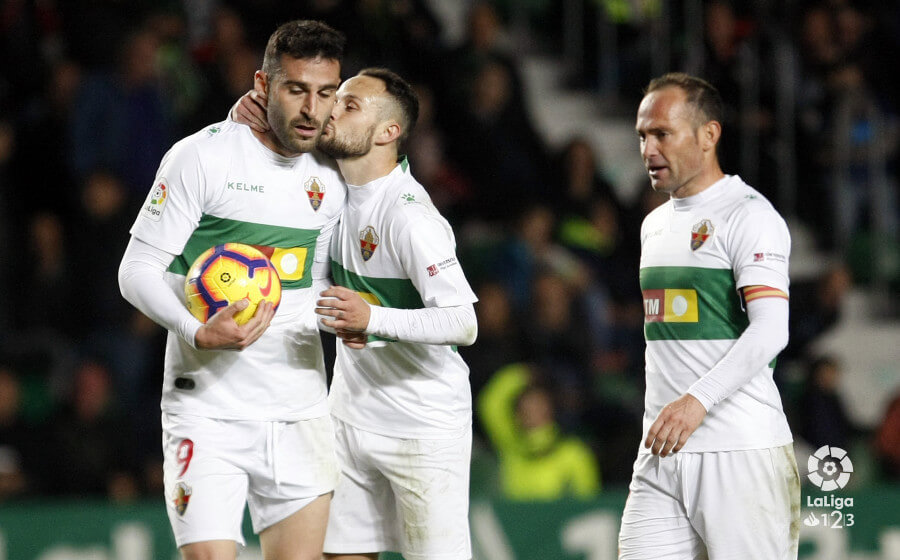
[118,236,201,348]
[687,296,789,411]
[366,303,477,346]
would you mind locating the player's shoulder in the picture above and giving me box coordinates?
[725,176,776,212]
[380,163,436,217]
[188,119,243,147]
[166,119,241,162]
[724,176,783,220]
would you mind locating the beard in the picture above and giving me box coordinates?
[267,99,321,154]
[318,124,376,159]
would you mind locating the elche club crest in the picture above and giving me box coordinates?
[173,481,192,516]
[360,226,380,261]
[690,219,714,251]
[305,176,326,211]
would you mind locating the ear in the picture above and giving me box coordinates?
[375,120,402,146]
[254,70,269,96]
[701,120,721,152]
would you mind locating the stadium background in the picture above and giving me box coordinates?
[0,0,898,558]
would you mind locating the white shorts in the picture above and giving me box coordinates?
[323,418,472,560]
[618,444,800,560]
[161,412,339,547]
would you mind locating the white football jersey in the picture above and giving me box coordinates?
[328,161,478,439]
[639,175,793,452]
[130,119,347,421]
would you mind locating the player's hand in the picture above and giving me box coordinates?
[644,393,707,457]
[194,299,275,350]
[232,89,269,132]
[335,329,368,350]
[315,286,371,332]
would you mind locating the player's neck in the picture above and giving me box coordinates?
[671,164,725,199]
[250,127,302,158]
[337,148,398,186]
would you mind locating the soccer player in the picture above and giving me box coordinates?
[118,21,347,560]
[619,72,801,559]
[314,68,478,560]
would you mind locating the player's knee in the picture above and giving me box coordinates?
[180,541,237,560]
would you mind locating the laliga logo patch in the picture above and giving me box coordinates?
[305,176,326,211]
[690,219,714,251]
[143,180,168,222]
[173,481,192,516]
[359,226,380,261]
[808,445,853,491]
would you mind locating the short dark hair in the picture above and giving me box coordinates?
[359,67,419,147]
[261,20,345,79]
[645,72,724,129]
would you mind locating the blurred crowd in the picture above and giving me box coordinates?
[0,0,898,503]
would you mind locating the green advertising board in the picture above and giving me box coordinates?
[1,487,898,559]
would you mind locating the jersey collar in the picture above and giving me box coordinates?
[672,174,733,211]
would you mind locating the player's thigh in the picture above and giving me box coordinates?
[380,432,473,560]
[324,419,399,555]
[247,415,340,536]
[258,493,331,560]
[688,445,800,560]
[618,453,707,560]
[162,413,249,548]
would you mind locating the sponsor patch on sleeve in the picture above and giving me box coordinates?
[425,257,458,277]
[751,251,786,263]
[141,179,169,222]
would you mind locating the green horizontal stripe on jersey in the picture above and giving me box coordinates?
[330,261,424,310]
[640,266,748,341]
[168,215,320,289]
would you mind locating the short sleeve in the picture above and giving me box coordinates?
[728,206,791,293]
[398,214,478,308]
[129,140,207,256]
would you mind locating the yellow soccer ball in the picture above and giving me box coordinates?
[184,243,282,325]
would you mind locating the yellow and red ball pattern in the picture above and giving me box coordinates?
[184,243,282,325]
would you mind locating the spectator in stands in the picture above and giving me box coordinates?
[448,59,549,221]
[0,365,39,499]
[13,59,83,218]
[477,363,600,501]
[71,170,164,412]
[460,281,527,409]
[797,355,859,450]
[405,83,474,225]
[874,392,900,480]
[15,212,75,337]
[783,264,852,363]
[188,5,261,132]
[552,137,619,217]
[441,0,518,114]
[37,359,140,501]
[69,25,173,201]
[493,203,589,312]
[523,270,596,430]
[794,4,842,244]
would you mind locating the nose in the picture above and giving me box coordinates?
[301,94,316,118]
[641,137,658,160]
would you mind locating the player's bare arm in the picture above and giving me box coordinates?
[195,299,276,351]
[644,393,708,457]
[232,89,270,132]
